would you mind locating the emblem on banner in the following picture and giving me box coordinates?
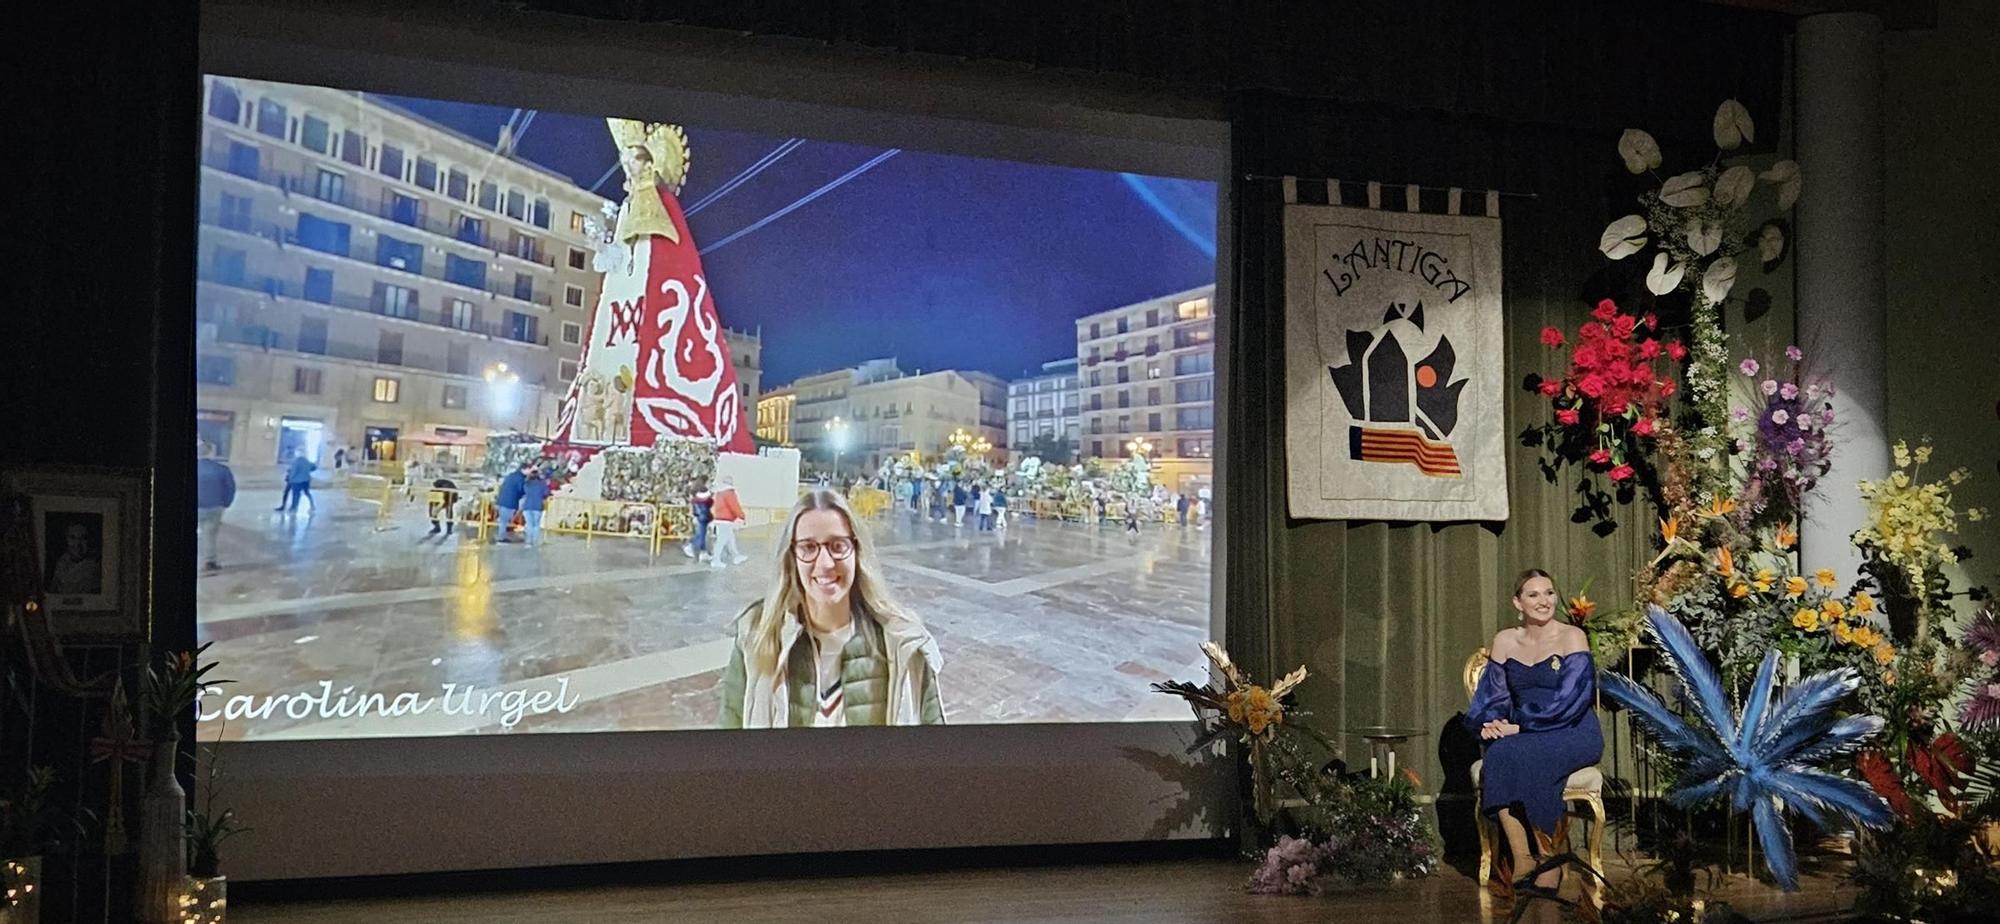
[1328,302,1466,478]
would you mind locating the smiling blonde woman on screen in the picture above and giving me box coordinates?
[717,489,945,727]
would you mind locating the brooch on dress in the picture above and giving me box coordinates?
[1549,654,1562,671]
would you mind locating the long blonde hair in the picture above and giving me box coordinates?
[745,488,920,681]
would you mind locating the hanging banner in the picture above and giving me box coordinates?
[1284,200,1508,521]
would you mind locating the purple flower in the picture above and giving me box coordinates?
[1965,684,2000,731]
[1798,416,1813,431]
[1780,382,1799,400]
[1762,379,1779,396]
[1771,409,1790,426]
[1821,408,1836,424]
[1786,345,1803,361]
[1733,408,1751,421]
[1788,438,1806,453]
[1965,610,2000,657]
[1740,358,1761,376]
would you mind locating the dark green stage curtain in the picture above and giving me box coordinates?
[1225,94,1678,814]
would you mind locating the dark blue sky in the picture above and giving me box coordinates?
[380,95,1216,387]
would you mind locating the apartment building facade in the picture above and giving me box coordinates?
[1074,285,1216,493]
[194,76,608,469]
[1006,358,1081,461]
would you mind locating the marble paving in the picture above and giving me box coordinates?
[194,489,1214,739]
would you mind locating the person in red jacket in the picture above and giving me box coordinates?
[709,475,749,569]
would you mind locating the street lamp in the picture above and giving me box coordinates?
[1125,437,1155,458]
[948,428,973,452]
[825,416,849,477]
[483,362,521,429]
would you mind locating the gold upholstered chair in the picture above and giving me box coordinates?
[1463,648,1606,904]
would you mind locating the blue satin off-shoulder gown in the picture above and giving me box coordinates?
[1464,652,1603,841]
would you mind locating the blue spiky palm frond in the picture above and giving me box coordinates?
[1599,606,1895,890]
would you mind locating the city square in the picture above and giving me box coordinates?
[193,484,1214,740]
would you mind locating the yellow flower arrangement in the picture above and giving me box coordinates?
[1849,625,1881,649]
[1729,583,1750,599]
[1753,568,1776,593]
[1775,524,1797,549]
[1853,438,1986,588]
[1871,642,1895,666]
[1785,575,1809,598]
[1157,642,1307,742]
[1814,568,1838,589]
[1822,599,1847,620]
[1853,592,1875,614]
[1714,547,1736,579]
[1833,621,1854,644]
[1792,608,1821,632]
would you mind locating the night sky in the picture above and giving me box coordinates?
[378,94,1217,387]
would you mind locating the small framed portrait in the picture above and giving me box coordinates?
[3,467,149,639]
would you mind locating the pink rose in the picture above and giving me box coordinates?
[1608,464,1635,482]
[1761,379,1779,396]
[1786,345,1803,361]
[1556,408,1581,426]
[1740,358,1760,376]
[1592,299,1619,322]
[1780,382,1799,400]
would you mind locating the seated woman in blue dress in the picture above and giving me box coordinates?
[1466,569,1602,896]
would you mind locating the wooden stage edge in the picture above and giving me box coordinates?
[230,841,1859,923]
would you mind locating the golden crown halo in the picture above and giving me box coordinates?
[606,118,692,195]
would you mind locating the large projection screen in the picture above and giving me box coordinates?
[197,2,1232,880]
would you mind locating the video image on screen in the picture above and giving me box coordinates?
[191,76,1219,739]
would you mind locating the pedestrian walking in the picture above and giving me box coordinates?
[974,485,994,531]
[710,475,749,568]
[993,487,1009,531]
[1176,493,1191,526]
[684,481,714,561]
[952,482,968,527]
[278,452,317,513]
[197,442,235,572]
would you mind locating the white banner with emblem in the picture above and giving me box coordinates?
[1283,183,1509,521]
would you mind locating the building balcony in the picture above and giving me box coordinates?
[199,119,593,254]
[201,148,560,272]
[196,270,552,351]
[197,317,550,388]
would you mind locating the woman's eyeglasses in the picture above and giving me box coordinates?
[792,537,858,562]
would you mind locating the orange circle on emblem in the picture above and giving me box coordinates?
[1415,365,1438,388]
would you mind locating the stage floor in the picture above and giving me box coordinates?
[228,856,1857,923]
[194,487,1212,738]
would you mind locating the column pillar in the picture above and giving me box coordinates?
[1795,12,1888,578]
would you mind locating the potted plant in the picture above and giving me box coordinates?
[136,645,230,924]
[178,736,243,924]
[1,766,86,924]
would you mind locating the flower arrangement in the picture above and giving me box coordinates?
[1597,100,1799,503]
[1961,608,2000,731]
[1245,771,1437,894]
[1852,439,1985,641]
[1156,644,1437,893]
[1523,298,1680,528]
[1153,644,1307,780]
[599,440,717,505]
[1731,346,1836,523]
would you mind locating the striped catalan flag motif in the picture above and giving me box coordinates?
[1348,426,1462,478]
